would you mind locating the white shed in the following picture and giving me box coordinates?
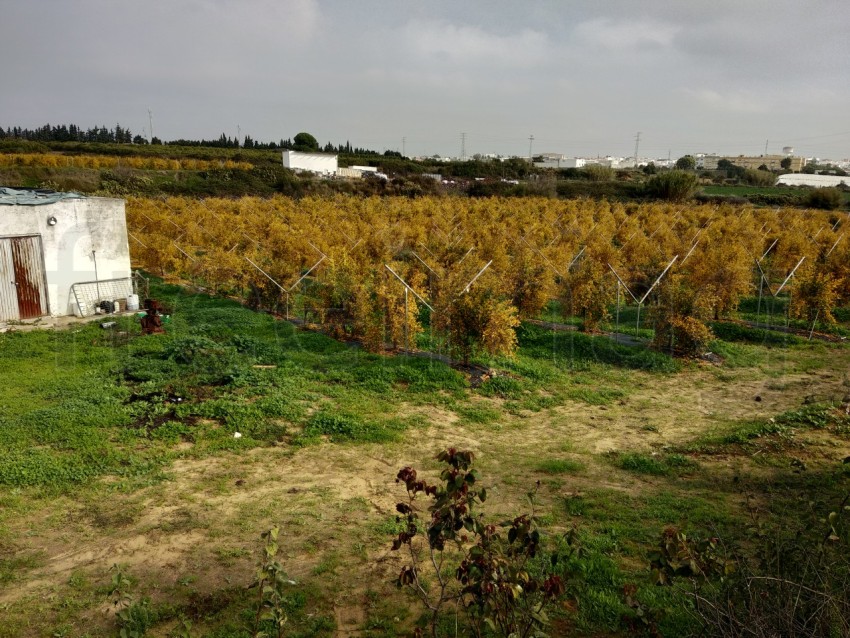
[282,150,338,175]
[0,188,132,321]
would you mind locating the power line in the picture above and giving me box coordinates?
[633,131,641,167]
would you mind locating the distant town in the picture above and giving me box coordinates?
[417,150,848,173]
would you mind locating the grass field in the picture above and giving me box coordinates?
[700,185,790,197]
[1,282,849,637]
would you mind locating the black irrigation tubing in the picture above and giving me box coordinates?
[525,319,647,346]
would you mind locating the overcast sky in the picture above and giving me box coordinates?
[3,0,849,160]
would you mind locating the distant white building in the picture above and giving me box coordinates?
[282,151,338,176]
[336,165,386,180]
[703,155,806,171]
[584,156,626,168]
[534,153,564,168]
[561,158,586,169]
[776,174,849,188]
[533,153,567,169]
[695,154,719,170]
[336,167,362,179]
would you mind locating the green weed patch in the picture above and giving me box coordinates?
[614,452,698,476]
[689,403,850,453]
[535,459,584,474]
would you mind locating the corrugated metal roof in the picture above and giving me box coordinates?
[0,187,85,206]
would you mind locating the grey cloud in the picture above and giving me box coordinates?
[1,0,849,159]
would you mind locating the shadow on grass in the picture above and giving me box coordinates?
[517,324,678,372]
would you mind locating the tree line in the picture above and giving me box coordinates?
[1,123,138,144]
[0,123,383,156]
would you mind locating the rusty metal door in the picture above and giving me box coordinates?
[0,238,17,321]
[0,235,49,321]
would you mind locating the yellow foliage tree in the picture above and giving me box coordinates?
[790,265,840,325]
[651,273,717,357]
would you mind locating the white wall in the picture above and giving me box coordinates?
[562,158,586,168]
[336,167,362,178]
[533,159,563,169]
[0,197,131,316]
[282,151,338,175]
